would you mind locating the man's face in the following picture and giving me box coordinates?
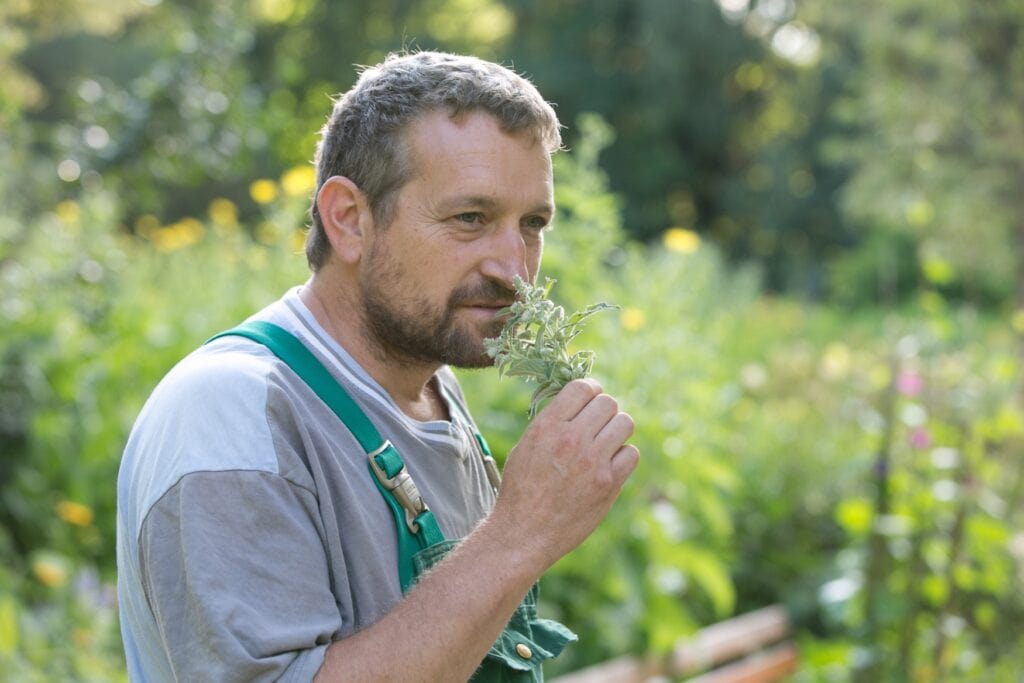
[358,110,554,369]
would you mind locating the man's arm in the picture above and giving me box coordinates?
[315,378,639,681]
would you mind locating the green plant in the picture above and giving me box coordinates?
[484,276,617,417]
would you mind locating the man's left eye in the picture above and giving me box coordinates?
[523,216,549,231]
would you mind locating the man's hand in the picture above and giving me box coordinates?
[315,379,636,681]
[491,378,640,571]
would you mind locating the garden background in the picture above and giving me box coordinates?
[2,0,1023,680]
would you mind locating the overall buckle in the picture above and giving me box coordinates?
[368,441,428,534]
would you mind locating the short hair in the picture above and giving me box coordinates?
[305,51,563,271]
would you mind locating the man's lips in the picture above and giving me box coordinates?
[460,300,514,310]
[460,302,514,321]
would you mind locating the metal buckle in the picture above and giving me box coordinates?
[468,428,502,492]
[368,441,428,534]
[482,454,502,491]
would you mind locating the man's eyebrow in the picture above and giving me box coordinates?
[437,196,499,212]
[437,195,556,216]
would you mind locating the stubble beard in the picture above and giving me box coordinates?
[359,246,514,369]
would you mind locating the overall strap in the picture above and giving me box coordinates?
[206,320,443,592]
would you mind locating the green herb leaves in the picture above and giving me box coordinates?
[484,276,618,418]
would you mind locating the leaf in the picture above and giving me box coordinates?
[504,358,551,378]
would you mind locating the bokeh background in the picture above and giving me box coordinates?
[1,0,1023,680]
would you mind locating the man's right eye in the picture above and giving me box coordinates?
[454,212,484,226]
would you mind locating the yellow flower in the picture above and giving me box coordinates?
[208,198,238,225]
[151,227,181,251]
[178,217,204,240]
[620,307,646,332]
[56,500,94,527]
[249,178,278,204]
[151,218,204,252]
[55,200,81,224]
[663,227,700,254]
[280,165,316,198]
[32,558,68,588]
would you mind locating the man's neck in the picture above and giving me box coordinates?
[299,276,448,422]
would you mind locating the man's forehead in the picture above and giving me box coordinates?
[403,110,552,188]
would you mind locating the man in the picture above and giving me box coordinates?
[117,51,639,682]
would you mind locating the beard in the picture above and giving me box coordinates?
[359,243,516,369]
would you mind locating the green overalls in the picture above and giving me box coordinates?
[208,321,576,681]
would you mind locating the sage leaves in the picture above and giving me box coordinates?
[484,276,618,418]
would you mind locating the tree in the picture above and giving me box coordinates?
[809,0,1024,306]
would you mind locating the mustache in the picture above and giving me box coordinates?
[448,279,517,308]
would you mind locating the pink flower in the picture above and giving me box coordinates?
[897,371,923,396]
[910,428,931,449]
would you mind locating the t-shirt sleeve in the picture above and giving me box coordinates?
[138,469,343,683]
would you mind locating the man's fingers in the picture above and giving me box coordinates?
[538,378,602,422]
[573,392,620,434]
[610,444,640,480]
[593,410,635,456]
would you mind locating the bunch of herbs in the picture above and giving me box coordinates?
[484,276,618,418]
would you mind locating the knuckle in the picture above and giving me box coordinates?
[569,378,601,398]
[553,430,580,453]
[618,412,636,436]
[529,410,554,431]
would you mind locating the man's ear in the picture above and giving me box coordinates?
[316,175,372,265]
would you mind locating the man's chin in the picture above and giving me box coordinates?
[439,333,498,369]
[446,357,496,371]
[435,315,504,368]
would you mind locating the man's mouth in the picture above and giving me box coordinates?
[459,297,514,310]
[462,303,509,315]
[459,302,514,327]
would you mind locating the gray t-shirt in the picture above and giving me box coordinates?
[116,287,497,682]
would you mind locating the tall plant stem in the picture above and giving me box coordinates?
[854,356,899,683]
[932,426,975,682]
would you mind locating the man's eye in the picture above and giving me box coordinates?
[523,215,549,231]
[455,212,484,225]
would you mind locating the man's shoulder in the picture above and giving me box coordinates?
[121,338,289,498]
[166,335,280,393]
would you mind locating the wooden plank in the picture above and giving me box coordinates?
[550,605,796,683]
[672,605,791,676]
[548,655,659,683]
[682,643,799,683]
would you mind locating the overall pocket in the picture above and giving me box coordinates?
[412,540,577,682]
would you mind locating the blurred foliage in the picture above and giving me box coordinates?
[2,0,1024,680]
[809,0,1024,306]
[6,0,1022,302]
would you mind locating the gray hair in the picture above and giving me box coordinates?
[305,51,563,271]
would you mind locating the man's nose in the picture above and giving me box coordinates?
[480,223,531,287]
